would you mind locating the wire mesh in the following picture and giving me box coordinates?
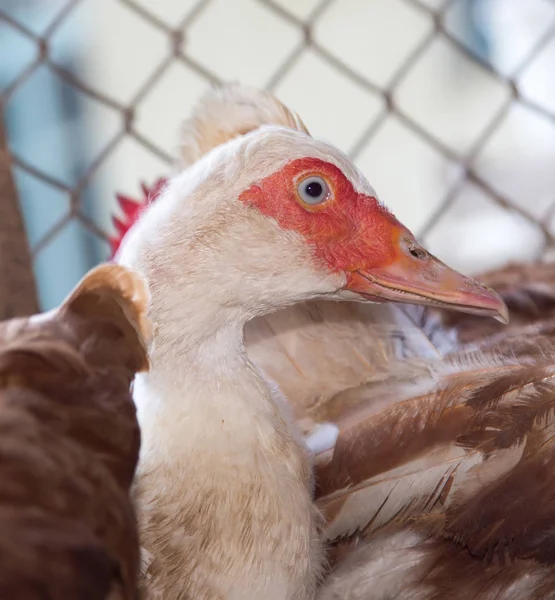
[2,0,555,308]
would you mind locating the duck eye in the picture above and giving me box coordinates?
[297,176,330,206]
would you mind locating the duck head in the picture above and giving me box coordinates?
[115,85,508,328]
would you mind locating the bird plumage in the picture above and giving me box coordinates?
[316,333,555,599]
[0,263,150,599]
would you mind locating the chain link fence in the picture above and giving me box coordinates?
[2,0,555,310]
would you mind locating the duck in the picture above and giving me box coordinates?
[114,83,507,600]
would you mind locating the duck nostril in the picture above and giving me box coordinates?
[409,246,427,260]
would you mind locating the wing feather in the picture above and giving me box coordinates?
[316,341,555,538]
[317,337,555,598]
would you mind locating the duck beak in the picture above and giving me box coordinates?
[344,231,509,324]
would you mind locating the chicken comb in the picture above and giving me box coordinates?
[109,177,168,258]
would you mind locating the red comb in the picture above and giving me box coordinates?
[109,177,168,258]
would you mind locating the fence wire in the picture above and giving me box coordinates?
[2,0,555,304]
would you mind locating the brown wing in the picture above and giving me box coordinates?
[245,302,457,427]
[441,260,555,345]
[246,261,555,432]
[319,524,555,600]
[0,508,122,600]
[0,264,149,599]
[315,331,555,598]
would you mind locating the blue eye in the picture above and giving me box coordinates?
[297,176,330,205]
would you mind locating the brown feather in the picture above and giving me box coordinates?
[315,332,555,598]
[0,263,149,599]
[441,261,555,344]
[0,508,122,600]
[246,302,458,430]
[321,523,555,600]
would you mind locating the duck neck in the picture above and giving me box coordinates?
[133,300,287,463]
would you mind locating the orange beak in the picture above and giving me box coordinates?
[344,228,509,324]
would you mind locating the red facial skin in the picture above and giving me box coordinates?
[238,158,407,282]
